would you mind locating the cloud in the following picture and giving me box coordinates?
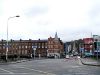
[0,0,100,41]
[25,6,48,17]
[89,4,100,26]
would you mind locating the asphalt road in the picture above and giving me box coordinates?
[0,57,100,75]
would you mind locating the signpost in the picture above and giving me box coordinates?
[80,47,84,57]
[93,35,100,61]
[97,42,100,61]
[32,46,37,59]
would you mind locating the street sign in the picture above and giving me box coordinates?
[97,42,100,51]
[93,35,100,41]
[4,45,10,47]
[32,46,37,48]
[97,42,100,46]
[80,48,84,52]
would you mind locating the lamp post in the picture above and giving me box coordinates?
[6,15,20,62]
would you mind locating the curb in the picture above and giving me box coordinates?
[80,58,100,66]
[0,59,31,65]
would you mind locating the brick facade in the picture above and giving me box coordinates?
[0,39,48,60]
[0,33,64,60]
[47,33,64,58]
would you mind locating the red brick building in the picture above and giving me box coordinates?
[0,33,64,60]
[0,39,32,59]
[83,38,94,55]
[47,32,64,58]
[31,39,48,57]
[0,39,48,60]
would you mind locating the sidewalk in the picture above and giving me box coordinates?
[80,57,100,66]
[0,58,46,65]
[0,59,32,65]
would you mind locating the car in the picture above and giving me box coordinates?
[65,55,69,59]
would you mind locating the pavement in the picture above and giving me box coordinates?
[0,57,47,65]
[79,57,100,66]
[0,59,32,65]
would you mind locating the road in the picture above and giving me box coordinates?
[0,57,100,75]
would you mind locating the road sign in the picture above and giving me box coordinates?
[93,35,100,41]
[4,45,10,47]
[80,48,84,52]
[32,46,37,48]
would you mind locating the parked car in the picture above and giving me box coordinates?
[65,55,69,59]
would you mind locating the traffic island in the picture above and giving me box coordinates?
[79,57,100,66]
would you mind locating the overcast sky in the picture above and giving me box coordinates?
[0,0,100,41]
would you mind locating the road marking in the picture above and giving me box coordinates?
[70,66,80,68]
[77,56,83,65]
[15,66,56,75]
[0,68,14,74]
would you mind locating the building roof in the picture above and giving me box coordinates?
[54,32,59,41]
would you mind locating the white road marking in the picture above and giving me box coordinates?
[70,66,80,68]
[14,66,56,75]
[0,68,14,74]
[77,56,83,65]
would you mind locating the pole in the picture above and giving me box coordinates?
[34,49,35,59]
[6,15,20,62]
[6,20,8,62]
[39,54,41,59]
[97,41,98,61]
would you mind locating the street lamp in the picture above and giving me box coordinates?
[6,15,20,62]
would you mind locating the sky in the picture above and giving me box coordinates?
[0,0,100,41]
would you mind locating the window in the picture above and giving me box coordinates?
[38,46,40,48]
[18,50,21,54]
[42,43,44,48]
[48,41,50,44]
[22,46,24,48]
[38,43,41,48]
[22,50,24,55]
[51,41,53,44]
[42,46,44,48]
[45,46,47,48]
[25,50,27,54]
[25,46,27,48]
[51,45,53,48]
[29,46,31,48]
[19,46,21,49]
[35,43,37,46]
[3,46,5,49]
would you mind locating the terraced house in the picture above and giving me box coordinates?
[0,33,64,60]
[0,39,32,60]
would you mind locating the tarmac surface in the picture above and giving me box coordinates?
[0,57,100,75]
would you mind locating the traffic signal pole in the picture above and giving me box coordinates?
[97,42,98,61]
